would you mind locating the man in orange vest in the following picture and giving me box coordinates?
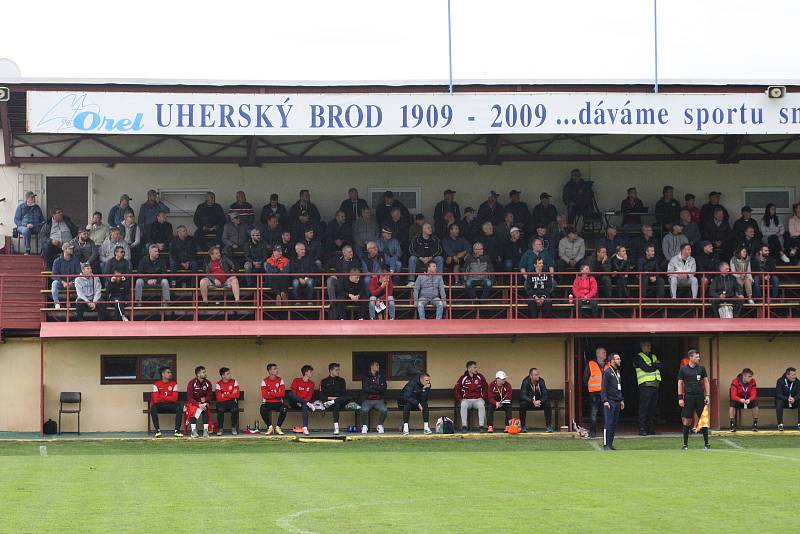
[585,347,608,438]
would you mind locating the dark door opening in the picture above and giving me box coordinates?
[46,176,88,228]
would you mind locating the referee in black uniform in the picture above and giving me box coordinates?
[601,353,625,450]
[677,349,710,450]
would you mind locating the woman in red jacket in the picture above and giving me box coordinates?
[572,264,599,318]
[729,367,758,432]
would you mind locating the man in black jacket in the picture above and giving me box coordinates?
[775,367,800,431]
[519,368,553,432]
[339,188,369,224]
[709,261,743,318]
[170,226,198,287]
[193,192,227,251]
[319,363,355,435]
[40,208,79,269]
[289,242,318,304]
[104,245,131,320]
[601,352,624,450]
[243,228,269,287]
[324,246,360,320]
[288,189,322,229]
[146,210,173,254]
[360,360,388,434]
[408,222,444,284]
[324,210,353,259]
[477,191,504,226]
[637,244,665,299]
[694,240,719,295]
[260,193,288,227]
[752,244,779,300]
[135,244,171,304]
[375,191,411,232]
[401,373,433,435]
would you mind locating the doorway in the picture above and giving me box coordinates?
[45,176,89,227]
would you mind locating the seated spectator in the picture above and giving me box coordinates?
[572,264,600,318]
[260,363,288,435]
[408,213,426,244]
[108,194,133,229]
[454,361,488,431]
[387,207,411,254]
[562,170,592,226]
[788,203,800,264]
[120,211,142,266]
[505,190,530,233]
[324,246,360,320]
[519,368,554,432]
[222,213,250,262]
[75,262,106,321]
[360,360,388,434]
[265,245,290,303]
[637,244,665,299]
[69,227,99,274]
[41,208,78,269]
[589,246,613,299]
[531,224,554,257]
[437,211,458,240]
[100,227,131,272]
[104,247,131,320]
[288,189,322,230]
[138,190,169,232]
[732,206,762,240]
[361,241,386,288]
[730,246,754,303]
[609,246,631,299]
[149,366,183,438]
[338,268,368,320]
[738,226,762,259]
[520,237,555,274]
[369,266,395,320]
[170,225,198,287]
[51,242,81,309]
[289,242,318,304]
[620,187,645,232]
[729,368,759,432]
[87,211,109,248]
[683,193,700,223]
[193,192,227,251]
[532,192,558,229]
[598,225,623,256]
[703,206,733,256]
[319,362,355,435]
[655,185,681,232]
[401,372,433,435]
[324,210,353,258]
[501,227,525,272]
[460,207,480,243]
[463,242,494,302]
[408,222,444,284]
[694,240,719,293]
[679,209,701,245]
[242,228,268,286]
[377,227,402,281]
[351,206,378,260]
[662,222,689,263]
[214,367,241,435]
[628,224,660,266]
[668,243,698,299]
[710,261,744,318]
[298,226,323,270]
[752,244,780,300]
[200,246,241,304]
[486,370,513,433]
[761,203,790,263]
[435,189,461,233]
[443,223,470,273]
[260,193,288,227]
[146,210,173,254]
[339,187,369,223]
[414,261,446,320]
[477,190,504,226]
[14,191,44,255]
[547,213,569,256]
[376,190,411,231]
[229,190,255,227]
[277,231,295,260]
[496,211,517,243]
[135,244,171,304]
[556,227,586,273]
[287,365,320,436]
[477,221,501,267]
[524,258,554,318]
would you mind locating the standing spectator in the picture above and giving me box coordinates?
[288,189,322,229]
[286,365,319,436]
[524,258,554,318]
[338,268,368,320]
[460,207,480,243]
[377,227,402,280]
[324,246,360,319]
[443,223,470,273]
[637,244,665,299]
[401,373,433,435]
[100,227,131,271]
[620,187,644,232]
[477,190,504,226]
[260,193,288,227]
[699,191,729,231]
[654,185,681,232]
[634,340,662,436]
[501,227,525,271]
[319,362,355,436]
[145,210,173,254]
[74,263,106,321]
[434,189,461,235]
[86,211,109,247]
[14,191,44,255]
[585,347,608,438]
[668,243,698,299]
[339,187,369,223]
[324,210,353,259]
[108,194,134,229]
[408,222,444,284]
[40,208,78,269]
[531,192,558,229]
[229,191,254,227]
[729,368,759,432]
[135,244,171,304]
[678,209,701,246]
[486,371,513,433]
[289,242,318,304]
[149,366,183,438]
[360,360,388,434]
[572,264,599,318]
[683,193,700,223]
[454,361,488,431]
[519,368,554,432]
[221,213,249,262]
[265,246,290,304]
[120,211,142,267]
[242,228,267,286]
[199,246,241,304]
[193,192,227,251]
[69,227,99,274]
[375,190,411,230]
[50,243,81,309]
[662,222,689,263]
[709,262,744,318]
[477,221,501,267]
[413,261,446,320]
[463,242,494,302]
[170,225,198,286]
[556,228,586,273]
[214,367,241,435]
[138,190,169,232]
[732,206,762,240]
[351,206,378,261]
[562,169,593,226]
[761,203,790,263]
[369,266,395,320]
[730,246,754,304]
[752,244,780,300]
[505,190,531,233]
[260,363,288,435]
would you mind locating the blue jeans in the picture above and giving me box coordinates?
[51,280,70,304]
[408,256,444,281]
[369,296,395,320]
[464,278,492,300]
[385,257,403,283]
[291,277,316,302]
[417,297,444,319]
[753,274,780,299]
[17,225,37,253]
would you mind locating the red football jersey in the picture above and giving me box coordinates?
[187,378,212,405]
[261,375,286,402]
[215,378,240,402]
[291,377,315,402]
[151,380,178,405]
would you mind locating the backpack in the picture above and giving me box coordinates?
[436,417,455,434]
[43,419,57,435]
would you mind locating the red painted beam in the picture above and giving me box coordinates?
[39,318,800,340]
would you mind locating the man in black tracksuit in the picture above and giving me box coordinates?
[400,373,432,435]
[775,367,800,430]
[601,353,624,450]
[677,349,710,449]
[318,363,354,435]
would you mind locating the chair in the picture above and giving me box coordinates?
[58,392,81,434]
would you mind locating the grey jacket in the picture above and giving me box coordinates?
[75,276,102,302]
[558,236,585,263]
[463,254,493,282]
[413,274,446,301]
[662,233,689,262]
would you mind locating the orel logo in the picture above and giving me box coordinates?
[35,93,144,133]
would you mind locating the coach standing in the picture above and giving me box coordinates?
[601,353,624,450]
[634,340,662,436]
[677,349,710,450]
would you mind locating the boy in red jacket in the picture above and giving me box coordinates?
[150,366,183,438]
[260,363,288,435]
[369,266,395,320]
[454,360,488,431]
[287,364,323,435]
[572,264,599,318]
[729,367,759,432]
[486,370,513,433]
[214,366,240,436]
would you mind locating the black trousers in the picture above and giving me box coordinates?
[216,399,239,430]
[776,398,800,425]
[150,402,182,431]
[638,384,659,432]
[260,401,288,427]
[527,298,552,318]
[604,400,621,447]
[325,395,354,423]
[76,301,108,321]
[402,400,430,424]
[189,410,209,425]
[640,275,665,299]
[486,402,513,426]
[519,400,552,428]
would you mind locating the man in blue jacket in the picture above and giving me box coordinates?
[14,192,44,254]
[601,353,625,450]
[401,373,433,435]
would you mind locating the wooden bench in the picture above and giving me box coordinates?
[734,387,776,427]
[142,390,245,433]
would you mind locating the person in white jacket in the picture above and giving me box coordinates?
[667,243,698,299]
[75,263,107,321]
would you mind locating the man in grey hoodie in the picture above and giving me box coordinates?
[413,262,446,319]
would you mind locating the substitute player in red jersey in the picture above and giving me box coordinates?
[214,367,240,436]
[186,366,213,438]
[260,363,288,435]
[150,366,183,438]
[287,364,323,436]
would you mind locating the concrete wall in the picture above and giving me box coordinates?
[0,338,40,432]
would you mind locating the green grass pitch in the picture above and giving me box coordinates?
[2,434,798,533]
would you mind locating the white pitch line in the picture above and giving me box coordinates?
[720,438,743,449]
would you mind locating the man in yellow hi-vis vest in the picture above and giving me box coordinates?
[634,340,662,436]
[584,347,608,438]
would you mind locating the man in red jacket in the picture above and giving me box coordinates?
[454,360,488,431]
[486,370,513,433]
[214,366,240,436]
[260,363,288,435]
[150,366,183,438]
[729,367,759,432]
[572,264,599,318]
[186,366,213,438]
[287,364,323,436]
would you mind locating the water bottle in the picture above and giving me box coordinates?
[568,293,574,305]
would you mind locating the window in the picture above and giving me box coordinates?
[742,187,796,216]
[368,187,421,215]
[352,351,427,381]
[101,354,177,385]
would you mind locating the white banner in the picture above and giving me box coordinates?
[26,90,800,136]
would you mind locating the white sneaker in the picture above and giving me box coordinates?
[202,429,209,438]
[302,426,310,436]
[748,299,755,305]
[307,402,316,412]
[216,430,223,436]
[377,425,385,434]
[121,314,129,322]
[782,253,791,263]
[333,427,340,435]
[402,424,410,435]
[407,280,415,287]
[231,428,238,435]
[323,400,335,408]
[361,425,368,434]
[313,400,325,411]
[54,303,61,309]
[424,428,433,435]
[191,429,199,438]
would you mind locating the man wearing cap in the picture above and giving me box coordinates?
[434,189,461,235]
[229,191,255,227]
[655,186,681,233]
[193,192,226,251]
[40,208,79,269]
[339,188,369,224]
[377,226,402,281]
[477,191,504,226]
[74,262,107,321]
[375,191,411,231]
[732,206,762,240]
[505,190,530,232]
[562,169,593,226]
[108,194,134,229]
[50,242,81,309]
[532,192,558,229]
[138,190,169,232]
[486,371,512,433]
[260,193,288,227]
[662,222,689,262]
[14,192,44,255]
[460,207,480,243]
[699,191,729,230]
